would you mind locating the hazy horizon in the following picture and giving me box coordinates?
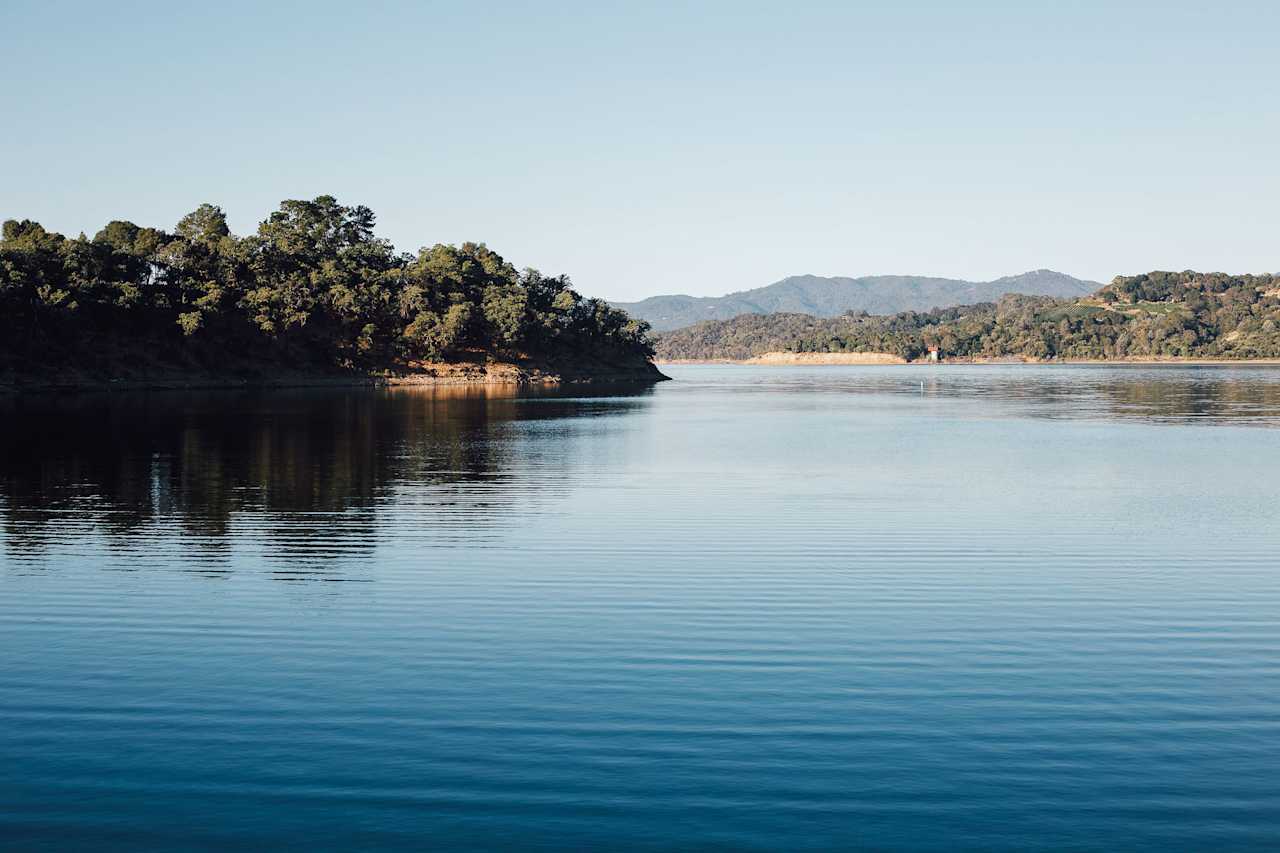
[4,0,1278,301]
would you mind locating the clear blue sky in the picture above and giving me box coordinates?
[3,1,1277,300]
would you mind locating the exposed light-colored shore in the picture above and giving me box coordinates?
[0,361,669,394]
[746,351,908,365]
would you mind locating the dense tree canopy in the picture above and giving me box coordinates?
[655,271,1280,362]
[0,197,655,381]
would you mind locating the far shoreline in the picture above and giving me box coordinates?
[658,353,1280,367]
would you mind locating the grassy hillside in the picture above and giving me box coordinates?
[655,271,1280,361]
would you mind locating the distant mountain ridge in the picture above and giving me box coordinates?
[651,270,1280,362]
[616,270,1100,331]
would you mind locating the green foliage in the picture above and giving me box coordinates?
[0,197,655,377]
[655,272,1280,362]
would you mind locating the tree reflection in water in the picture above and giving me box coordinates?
[0,384,654,573]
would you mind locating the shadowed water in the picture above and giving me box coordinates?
[2,365,1280,851]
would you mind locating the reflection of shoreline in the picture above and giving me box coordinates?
[0,386,652,567]
[659,365,1280,427]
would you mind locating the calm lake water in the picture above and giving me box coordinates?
[3,364,1280,851]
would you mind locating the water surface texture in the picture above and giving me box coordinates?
[3,365,1280,851]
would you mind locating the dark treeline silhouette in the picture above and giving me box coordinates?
[0,197,657,384]
[656,271,1280,361]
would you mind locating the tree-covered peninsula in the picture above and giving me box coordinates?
[0,197,663,388]
[655,271,1280,362]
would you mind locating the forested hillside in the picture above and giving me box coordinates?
[655,272,1280,361]
[616,269,1097,331]
[0,197,659,386]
